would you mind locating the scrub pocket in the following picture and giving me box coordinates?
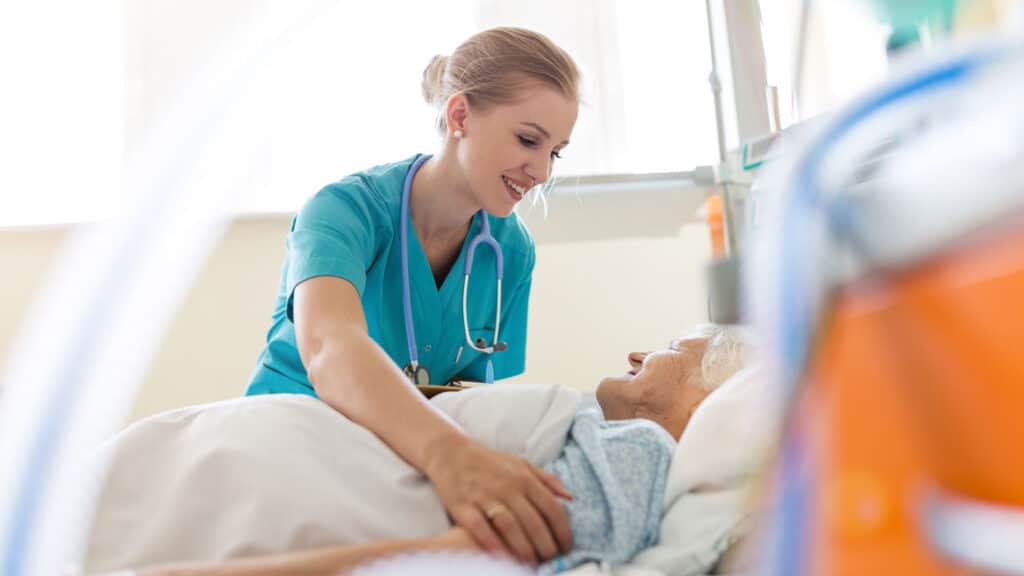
[450,326,497,381]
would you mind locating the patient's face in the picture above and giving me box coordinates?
[596,334,712,441]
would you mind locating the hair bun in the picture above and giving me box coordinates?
[421,54,449,105]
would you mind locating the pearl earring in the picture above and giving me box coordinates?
[453,129,463,139]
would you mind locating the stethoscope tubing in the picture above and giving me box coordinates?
[400,154,431,368]
[400,154,506,379]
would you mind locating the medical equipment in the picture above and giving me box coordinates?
[400,154,507,387]
[750,26,1024,576]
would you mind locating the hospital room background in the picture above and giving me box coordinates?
[2,0,1023,574]
[7,0,1000,421]
[2,0,742,422]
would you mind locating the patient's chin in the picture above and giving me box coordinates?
[596,374,625,395]
[348,550,532,576]
[595,378,613,413]
[596,378,633,421]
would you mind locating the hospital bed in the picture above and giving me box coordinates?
[83,371,772,576]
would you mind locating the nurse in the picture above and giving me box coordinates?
[244,27,580,565]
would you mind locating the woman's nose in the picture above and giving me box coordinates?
[628,351,648,369]
[525,155,549,187]
[524,167,542,189]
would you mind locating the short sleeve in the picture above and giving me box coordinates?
[284,183,389,321]
[459,247,535,381]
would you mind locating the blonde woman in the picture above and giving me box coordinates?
[244,27,580,564]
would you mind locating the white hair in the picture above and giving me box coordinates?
[688,324,751,391]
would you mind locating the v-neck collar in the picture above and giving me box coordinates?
[405,209,482,306]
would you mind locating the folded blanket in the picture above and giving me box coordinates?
[540,409,675,574]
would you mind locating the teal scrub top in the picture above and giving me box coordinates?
[245,155,536,397]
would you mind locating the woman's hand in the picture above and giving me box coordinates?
[423,436,574,565]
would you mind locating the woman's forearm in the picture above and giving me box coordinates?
[306,325,469,472]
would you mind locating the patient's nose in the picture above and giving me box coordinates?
[628,351,648,370]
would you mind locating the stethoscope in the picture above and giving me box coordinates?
[400,154,507,386]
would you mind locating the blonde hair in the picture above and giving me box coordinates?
[421,27,580,133]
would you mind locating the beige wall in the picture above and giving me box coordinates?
[0,201,710,423]
[0,227,68,359]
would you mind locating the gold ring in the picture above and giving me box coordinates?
[484,503,508,521]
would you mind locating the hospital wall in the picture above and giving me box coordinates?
[0,196,711,423]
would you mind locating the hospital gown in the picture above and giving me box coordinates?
[540,408,676,574]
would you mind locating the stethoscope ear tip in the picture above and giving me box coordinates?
[493,342,508,352]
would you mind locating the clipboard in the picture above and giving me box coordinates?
[416,383,477,398]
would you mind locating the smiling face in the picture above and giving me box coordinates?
[449,83,578,217]
[596,335,714,441]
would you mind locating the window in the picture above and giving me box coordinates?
[0,1,123,227]
[1,0,718,225]
[760,0,891,129]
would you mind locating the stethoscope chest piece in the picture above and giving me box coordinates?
[403,363,431,386]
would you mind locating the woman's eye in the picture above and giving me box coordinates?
[517,135,537,147]
[551,150,563,160]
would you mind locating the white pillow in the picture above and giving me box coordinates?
[632,365,781,576]
[668,365,780,497]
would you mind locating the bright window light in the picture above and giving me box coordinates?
[0,1,123,227]
[760,0,891,127]
[1,0,718,225]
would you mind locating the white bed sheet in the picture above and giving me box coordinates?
[85,385,579,573]
[86,373,774,575]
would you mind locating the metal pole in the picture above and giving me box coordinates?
[704,0,739,256]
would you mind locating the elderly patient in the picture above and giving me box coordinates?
[545,323,749,572]
[107,324,750,576]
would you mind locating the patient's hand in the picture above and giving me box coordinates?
[431,526,481,551]
[423,436,573,565]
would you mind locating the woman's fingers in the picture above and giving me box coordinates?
[526,466,574,554]
[530,465,574,501]
[506,494,560,560]
[451,504,507,557]
[426,442,574,564]
[484,500,537,564]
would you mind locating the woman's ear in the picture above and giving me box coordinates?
[445,93,469,137]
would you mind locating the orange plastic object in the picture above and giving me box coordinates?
[706,194,726,258]
[799,216,1024,575]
